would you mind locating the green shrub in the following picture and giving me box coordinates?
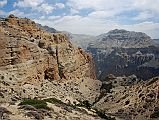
[1,76,4,80]
[19,99,49,110]
[150,111,159,118]
[77,100,92,110]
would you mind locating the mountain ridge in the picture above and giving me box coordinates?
[87,29,159,80]
[89,29,154,49]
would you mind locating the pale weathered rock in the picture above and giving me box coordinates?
[0,15,96,84]
[0,15,99,106]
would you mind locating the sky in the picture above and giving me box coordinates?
[0,0,159,38]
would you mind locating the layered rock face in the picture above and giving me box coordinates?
[0,16,104,120]
[90,29,153,48]
[0,15,96,84]
[87,29,159,80]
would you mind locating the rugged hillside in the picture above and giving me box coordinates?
[87,29,159,80]
[0,14,96,83]
[94,75,159,120]
[0,14,98,105]
[1,15,159,120]
[0,15,110,120]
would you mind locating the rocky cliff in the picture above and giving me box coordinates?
[0,15,105,120]
[89,29,154,48]
[0,15,96,83]
[0,15,99,103]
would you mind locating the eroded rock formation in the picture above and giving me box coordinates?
[0,15,96,85]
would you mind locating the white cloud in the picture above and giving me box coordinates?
[55,3,65,9]
[67,0,159,19]
[88,10,120,19]
[14,0,54,14]
[34,15,119,35]
[67,0,159,13]
[39,16,45,19]
[133,11,154,21]
[14,0,44,8]
[7,9,34,17]
[67,0,133,11]
[5,0,159,38]
[0,0,7,7]
[35,15,159,38]
[63,0,159,38]
[48,16,61,20]
[37,3,54,14]
[8,9,25,17]
[133,0,159,14]
[122,22,159,31]
[14,1,66,14]
[121,22,159,38]
[70,8,79,15]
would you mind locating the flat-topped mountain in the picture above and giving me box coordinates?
[87,29,159,80]
[89,29,154,49]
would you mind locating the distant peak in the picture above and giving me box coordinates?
[108,29,128,34]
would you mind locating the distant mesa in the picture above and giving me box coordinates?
[87,29,159,80]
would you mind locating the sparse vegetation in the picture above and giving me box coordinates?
[19,99,50,110]
[19,98,116,119]
[76,100,92,110]
[1,76,4,80]
[150,111,159,118]
[76,100,116,119]
[95,109,116,120]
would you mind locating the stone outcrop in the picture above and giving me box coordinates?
[0,15,96,85]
